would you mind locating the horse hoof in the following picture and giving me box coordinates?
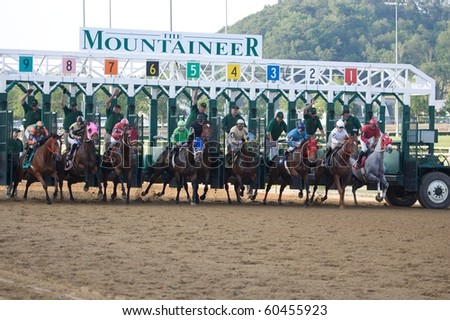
[83,186,89,192]
[298,191,303,198]
[200,195,206,201]
[141,191,147,197]
[375,195,383,202]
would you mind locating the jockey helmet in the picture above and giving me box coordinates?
[177,120,186,127]
[36,121,44,129]
[297,121,306,130]
[336,119,345,128]
[369,118,378,126]
[197,114,206,121]
[236,119,245,125]
[120,118,129,126]
[28,127,37,135]
[77,116,85,123]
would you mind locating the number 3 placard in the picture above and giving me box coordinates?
[62,58,76,74]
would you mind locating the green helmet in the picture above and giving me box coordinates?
[177,120,185,127]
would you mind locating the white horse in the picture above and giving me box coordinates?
[351,133,393,204]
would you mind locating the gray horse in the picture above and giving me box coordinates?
[351,133,393,204]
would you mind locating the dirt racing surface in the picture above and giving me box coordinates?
[0,183,449,300]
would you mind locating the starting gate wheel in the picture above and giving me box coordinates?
[418,172,450,209]
[385,186,418,207]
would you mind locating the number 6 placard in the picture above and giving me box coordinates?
[62,58,76,74]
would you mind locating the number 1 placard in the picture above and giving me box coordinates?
[104,59,119,75]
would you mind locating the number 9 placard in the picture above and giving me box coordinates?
[62,58,76,74]
[19,56,33,72]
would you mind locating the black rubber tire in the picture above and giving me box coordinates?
[418,172,450,209]
[385,186,417,207]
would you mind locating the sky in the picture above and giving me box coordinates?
[0,0,278,52]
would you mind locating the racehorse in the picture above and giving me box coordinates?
[313,135,359,209]
[351,133,393,204]
[224,139,261,203]
[170,131,201,204]
[59,122,103,201]
[101,126,139,204]
[10,134,62,204]
[263,138,319,206]
[141,121,215,202]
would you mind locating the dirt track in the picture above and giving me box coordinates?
[0,183,449,300]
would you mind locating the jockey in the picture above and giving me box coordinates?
[190,114,206,155]
[67,116,86,162]
[105,117,129,157]
[226,119,248,165]
[324,119,348,167]
[354,118,381,169]
[286,121,308,153]
[169,119,189,158]
[23,120,49,163]
[170,119,189,146]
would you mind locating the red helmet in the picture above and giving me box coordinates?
[369,118,378,126]
[120,118,129,126]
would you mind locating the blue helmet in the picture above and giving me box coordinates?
[297,121,305,130]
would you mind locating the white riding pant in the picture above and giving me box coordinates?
[360,137,374,152]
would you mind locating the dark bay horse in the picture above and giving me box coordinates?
[10,134,62,204]
[59,122,103,201]
[314,135,359,209]
[224,140,261,203]
[141,121,214,202]
[351,133,393,204]
[101,127,139,204]
[263,138,319,206]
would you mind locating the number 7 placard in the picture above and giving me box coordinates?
[104,59,118,75]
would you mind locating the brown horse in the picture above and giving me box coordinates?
[141,121,214,202]
[263,138,319,206]
[224,140,261,203]
[101,127,139,204]
[10,134,62,204]
[59,122,103,201]
[313,135,359,209]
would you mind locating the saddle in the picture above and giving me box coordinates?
[22,149,37,169]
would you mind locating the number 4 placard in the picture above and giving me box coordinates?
[227,64,240,80]
[62,57,76,74]
[104,59,119,75]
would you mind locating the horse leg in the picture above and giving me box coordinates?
[68,180,76,201]
[35,173,52,205]
[52,173,60,200]
[263,181,273,205]
[303,174,310,207]
[191,179,199,205]
[278,179,289,205]
[250,175,258,201]
[335,175,345,209]
[95,171,103,199]
[234,176,243,203]
[380,177,389,202]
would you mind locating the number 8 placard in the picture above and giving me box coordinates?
[62,58,76,74]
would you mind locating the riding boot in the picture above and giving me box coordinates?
[67,144,77,161]
[354,151,364,169]
[23,148,32,164]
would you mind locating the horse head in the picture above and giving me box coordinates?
[343,135,359,157]
[126,127,140,154]
[304,137,319,164]
[85,122,99,142]
[379,133,393,154]
[45,133,62,162]
[201,121,214,142]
